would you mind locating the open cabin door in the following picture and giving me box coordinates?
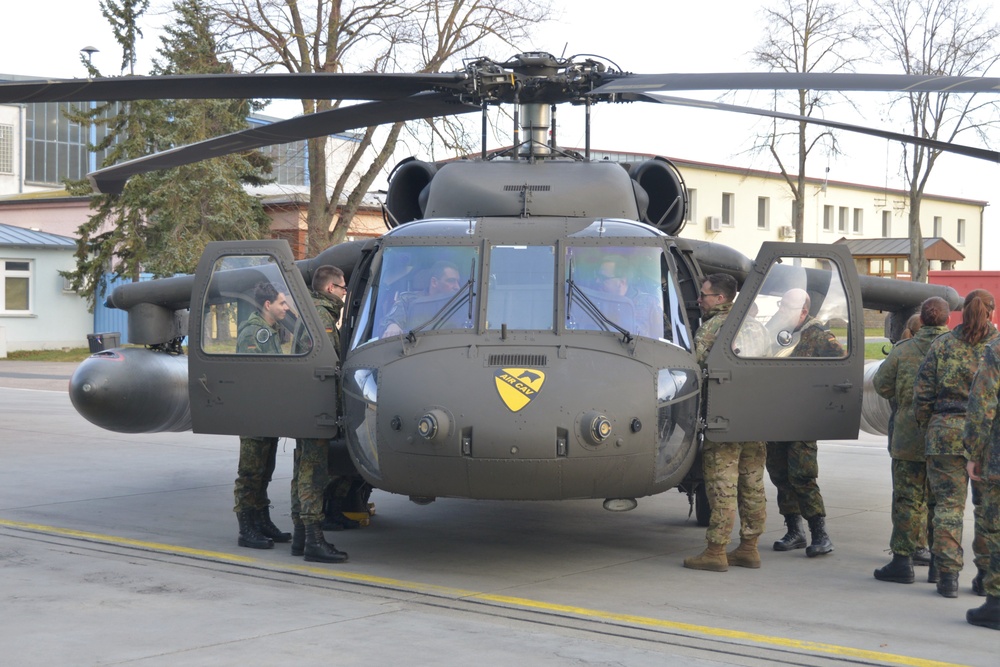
[703,242,864,443]
[188,241,341,439]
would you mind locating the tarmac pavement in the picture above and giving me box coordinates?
[0,360,994,666]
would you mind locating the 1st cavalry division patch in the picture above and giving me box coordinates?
[494,368,545,412]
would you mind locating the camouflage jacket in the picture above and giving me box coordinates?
[963,339,1000,482]
[236,311,282,354]
[873,325,949,461]
[792,317,843,357]
[914,323,999,456]
[311,290,343,352]
[694,301,731,367]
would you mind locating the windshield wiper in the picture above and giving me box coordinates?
[566,257,633,343]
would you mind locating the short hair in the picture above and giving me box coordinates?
[704,273,737,302]
[429,260,459,281]
[312,265,344,292]
[920,296,950,327]
[253,281,280,309]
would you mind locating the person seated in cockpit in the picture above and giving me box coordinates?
[596,258,663,338]
[381,260,461,336]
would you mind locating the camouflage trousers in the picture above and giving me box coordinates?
[234,436,279,513]
[889,458,930,556]
[766,441,826,520]
[291,438,330,524]
[926,454,988,574]
[703,440,767,545]
[980,482,1000,597]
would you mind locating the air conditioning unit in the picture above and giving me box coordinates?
[62,276,76,292]
[778,225,795,239]
[706,216,722,232]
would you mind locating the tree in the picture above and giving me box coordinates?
[862,0,1000,282]
[752,0,870,243]
[65,0,272,308]
[208,0,551,257]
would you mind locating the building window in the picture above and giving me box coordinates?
[757,197,770,230]
[685,189,697,222]
[957,218,965,245]
[823,205,833,232]
[1,260,31,312]
[0,123,13,174]
[838,207,849,233]
[852,208,863,234]
[721,192,734,227]
[882,210,891,237]
[933,216,942,237]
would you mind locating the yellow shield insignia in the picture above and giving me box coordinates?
[494,368,545,412]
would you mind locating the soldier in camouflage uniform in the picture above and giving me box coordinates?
[290,266,349,563]
[233,282,292,549]
[915,289,997,597]
[962,337,1000,628]
[767,288,840,558]
[683,273,767,572]
[872,297,950,583]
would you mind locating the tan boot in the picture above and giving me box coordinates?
[726,538,761,569]
[683,542,729,572]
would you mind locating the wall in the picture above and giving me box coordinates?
[928,270,1000,329]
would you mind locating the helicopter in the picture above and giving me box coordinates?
[1,52,987,520]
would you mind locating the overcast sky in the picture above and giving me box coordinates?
[5,0,998,265]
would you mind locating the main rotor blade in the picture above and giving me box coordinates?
[0,72,468,104]
[633,92,1000,164]
[593,72,1000,95]
[89,93,479,194]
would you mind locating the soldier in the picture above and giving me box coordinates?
[233,282,292,549]
[382,260,461,336]
[871,297,950,583]
[915,289,997,598]
[767,288,840,558]
[962,336,1000,629]
[290,266,349,563]
[683,273,767,572]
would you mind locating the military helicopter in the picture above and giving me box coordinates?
[1,52,988,520]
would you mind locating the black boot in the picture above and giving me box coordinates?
[912,547,931,566]
[972,569,987,596]
[773,514,807,551]
[257,507,291,543]
[805,516,834,557]
[303,523,349,563]
[291,521,305,557]
[966,596,1000,630]
[937,572,959,598]
[874,554,914,583]
[928,555,939,583]
[237,510,274,549]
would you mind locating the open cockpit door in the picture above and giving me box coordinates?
[703,242,864,443]
[188,241,341,439]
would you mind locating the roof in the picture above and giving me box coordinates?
[834,237,965,262]
[0,223,76,249]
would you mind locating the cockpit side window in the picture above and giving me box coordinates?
[731,258,850,359]
[199,254,314,356]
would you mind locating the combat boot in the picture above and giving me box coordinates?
[966,596,1000,630]
[805,516,834,557]
[873,554,914,583]
[256,507,291,543]
[937,572,959,598]
[291,520,305,557]
[237,510,274,549]
[928,555,940,583]
[773,514,807,551]
[303,523,349,564]
[726,538,761,569]
[683,542,729,572]
[972,569,986,596]
[912,547,931,566]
